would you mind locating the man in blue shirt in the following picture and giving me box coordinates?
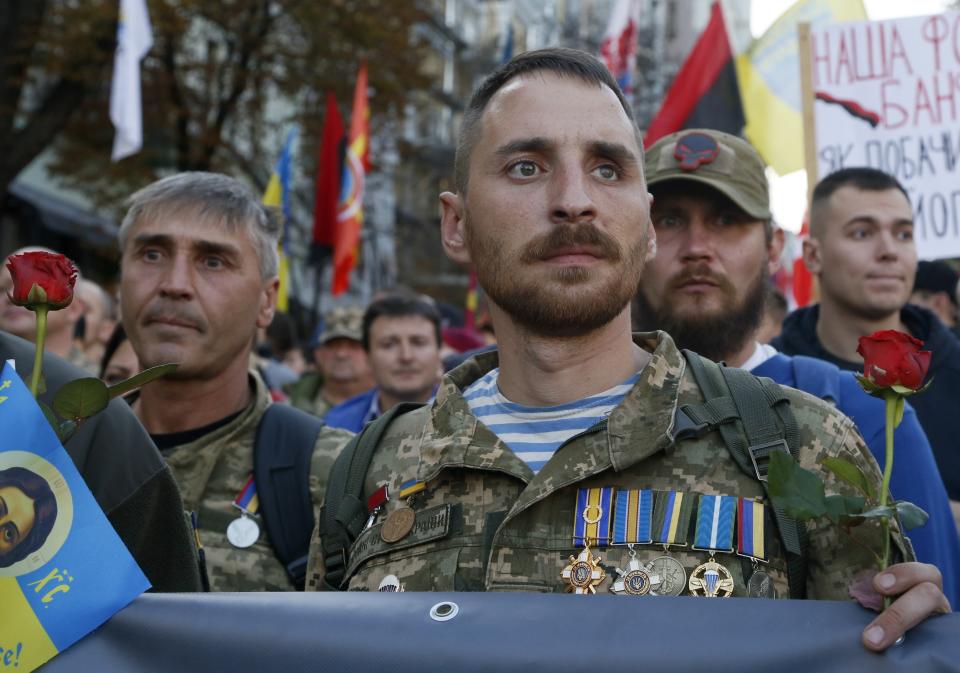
[633,129,960,607]
[325,294,442,432]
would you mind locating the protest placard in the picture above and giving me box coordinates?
[0,362,149,672]
[808,11,960,259]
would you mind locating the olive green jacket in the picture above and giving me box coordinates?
[285,372,334,418]
[164,372,352,591]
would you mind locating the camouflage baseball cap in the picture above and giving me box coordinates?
[316,306,363,345]
[644,129,771,220]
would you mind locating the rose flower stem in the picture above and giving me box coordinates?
[881,391,896,610]
[30,305,48,398]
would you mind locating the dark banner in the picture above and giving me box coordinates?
[40,593,959,672]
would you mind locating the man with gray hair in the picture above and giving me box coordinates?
[119,172,352,591]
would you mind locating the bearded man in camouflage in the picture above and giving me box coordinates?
[119,172,352,591]
[304,48,950,649]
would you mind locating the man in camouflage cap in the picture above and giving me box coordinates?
[287,306,373,418]
[633,129,960,607]
[305,49,950,649]
[119,172,352,591]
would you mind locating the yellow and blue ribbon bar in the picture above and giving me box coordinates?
[737,497,767,561]
[612,489,653,545]
[573,487,614,547]
[398,479,426,499]
[0,363,149,672]
[652,490,693,547]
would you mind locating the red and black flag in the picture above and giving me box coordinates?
[311,92,345,263]
[644,2,744,147]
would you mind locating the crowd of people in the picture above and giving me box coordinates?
[1,47,956,653]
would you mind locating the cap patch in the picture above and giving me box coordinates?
[673,132,720,171]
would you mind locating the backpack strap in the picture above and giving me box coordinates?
[254,403,326,590]
[319,402,423,590]
[678,351,810,599]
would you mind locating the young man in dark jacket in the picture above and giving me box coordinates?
[772,168,960,525]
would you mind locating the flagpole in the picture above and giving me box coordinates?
[798,22,817,206]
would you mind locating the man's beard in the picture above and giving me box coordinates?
[467,221,648,338]
[633,264,768,363]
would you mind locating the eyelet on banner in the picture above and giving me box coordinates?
[429,601,459,622]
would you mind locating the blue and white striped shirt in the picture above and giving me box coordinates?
[462,369,641,474]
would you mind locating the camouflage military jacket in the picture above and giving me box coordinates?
[306,332,909,598]
[286,372,334,418]
[164,372,352,591]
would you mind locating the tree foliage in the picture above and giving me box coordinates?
[2,0,429,214]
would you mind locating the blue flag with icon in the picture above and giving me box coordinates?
[0,362,149,672]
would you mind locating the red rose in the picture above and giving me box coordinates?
[6,251,78,310]
[856,330,931,391]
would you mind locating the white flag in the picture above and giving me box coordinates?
[109,0,153,161]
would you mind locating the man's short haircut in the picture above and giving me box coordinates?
[810,167,911,237]
[362,293,442,351]
[454,47,641,195]
[118,172,281,279]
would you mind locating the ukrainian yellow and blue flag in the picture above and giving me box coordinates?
[0,363,149,672]
[263,127,297,313]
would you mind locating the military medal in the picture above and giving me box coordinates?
[608,489,657,596]
[377,574,405,592]
[647,554,687,596]
[564,487,613,593]
[380,479,427,543]
[747,569,776,598]
[612,489,653,546]
[380,507,415,543]
[689,494,737,597]
[611,546,659,596]
[647,490,694,596]
[689,558,735,597]
[227,474,261,549]
[573,487,614,548]
[737,497,776,598]
[562,546,606,594]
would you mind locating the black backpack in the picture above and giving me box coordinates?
[253,403,326,590]
[319,352,810,597]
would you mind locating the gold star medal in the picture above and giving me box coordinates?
[562,546,606,594]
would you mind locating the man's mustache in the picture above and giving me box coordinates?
[520,224,622,263]
[668,265,734,293]
[141,303,206,331]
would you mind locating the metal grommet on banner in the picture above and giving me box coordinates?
[429,601,459,622]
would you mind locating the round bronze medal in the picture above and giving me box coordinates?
[380,507,416,543]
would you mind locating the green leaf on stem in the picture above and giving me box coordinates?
[53,377,110,420]
[824,494,867,525]
[822,457,877,501]
[894,501,929,531]
[767,451,827,519]
[106,363,178,399]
